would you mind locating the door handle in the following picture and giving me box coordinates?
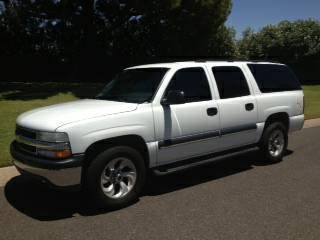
[207,107,218,116]
[245,103,254,111]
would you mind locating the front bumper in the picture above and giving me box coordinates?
[10,141,84,187]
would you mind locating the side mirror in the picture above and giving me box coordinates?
[161,90,186,106]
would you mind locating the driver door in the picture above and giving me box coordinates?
[153,67,221,165]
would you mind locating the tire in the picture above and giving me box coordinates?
[84,146,146,209]
[259,122,288,163]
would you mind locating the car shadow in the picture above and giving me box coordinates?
[4,149,293,221]
[145,149,293,196]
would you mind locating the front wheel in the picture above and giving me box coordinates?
[259,122,288,163]
[84,146,146,209]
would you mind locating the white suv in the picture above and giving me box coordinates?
[11,61,304,209]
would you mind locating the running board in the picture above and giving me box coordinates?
[153,145,259,176]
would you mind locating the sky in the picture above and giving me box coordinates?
[227,0,320,38]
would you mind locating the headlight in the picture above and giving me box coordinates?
[37,132,69,143]
[36,131,72,159]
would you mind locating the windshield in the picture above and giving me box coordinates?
[96,68,169,103]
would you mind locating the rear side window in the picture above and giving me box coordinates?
[247,64,301,93]
[166,67,212,102]
[212,66,250,99]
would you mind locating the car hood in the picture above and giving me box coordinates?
[17,99,138,131]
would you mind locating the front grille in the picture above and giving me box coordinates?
[15,125,37,156]
[14,125,71,159]
[16,142,36,154]
[15,126,36,139]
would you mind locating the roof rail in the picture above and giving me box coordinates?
[144,56,281,64]
[194,58,281,63]
[148,56,280,62]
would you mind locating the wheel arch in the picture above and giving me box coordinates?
[82,135,150,175]
[259,112,290,144]
[264,112,290,131]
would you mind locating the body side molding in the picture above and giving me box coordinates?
[158,123,258,149]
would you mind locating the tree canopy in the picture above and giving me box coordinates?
[0,1,319,83]
[238,20,320,82]
[0,0,235,82]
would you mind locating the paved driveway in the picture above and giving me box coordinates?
[0,127,320,240]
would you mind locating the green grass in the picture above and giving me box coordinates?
[303,85,320,120]
[0,82,103,168]
[0,93,78,167]
[0,83,319,168]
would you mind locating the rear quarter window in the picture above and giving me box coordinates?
[247,64,301,93]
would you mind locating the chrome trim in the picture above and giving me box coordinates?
[13,159,82,187]
[100,157,137,199]
[15,125,36,139]
[16,125,69,142]
[16,135,70,150]
[268,129,285,157]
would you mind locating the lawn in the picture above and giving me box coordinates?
[0,82,103,167]
[0,83,319,168]
[303,85,320,120]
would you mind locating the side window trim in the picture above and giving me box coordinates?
[162,67,213,103]
[242,64,260,95]
[203,65,219,100]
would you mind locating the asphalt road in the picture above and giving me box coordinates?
[1,127,320,240]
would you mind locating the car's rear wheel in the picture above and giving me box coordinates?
[259,122,288,163]
[85,146,146,209]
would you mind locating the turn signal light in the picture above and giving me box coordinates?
[55,149,72,159]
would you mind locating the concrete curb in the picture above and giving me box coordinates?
[303,118,320,129]
[1,118,320,187]
[0,166,19,187]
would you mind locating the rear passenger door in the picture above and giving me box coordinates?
[210,65,258,150]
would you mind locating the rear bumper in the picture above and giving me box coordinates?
[10,141,83,187]
[289,114,305,133]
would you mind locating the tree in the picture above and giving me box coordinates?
[0,0,235,82]
[141,0,233,57]
[238,20,320,82]
[92,0,234,58]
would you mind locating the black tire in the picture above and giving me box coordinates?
[259,122,288,163]
[84,146,146,209]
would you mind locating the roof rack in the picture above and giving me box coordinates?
[146,56,280,64]
[194,58,280,63]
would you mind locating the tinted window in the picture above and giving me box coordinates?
[212,66,250,99]
[96,68,168,103]
[248,64,301,93]
[165,68,211,103]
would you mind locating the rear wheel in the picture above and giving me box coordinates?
[259,122,288,163]
[85,146,146,209]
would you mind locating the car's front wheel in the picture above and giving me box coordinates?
[85,146,146,209]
